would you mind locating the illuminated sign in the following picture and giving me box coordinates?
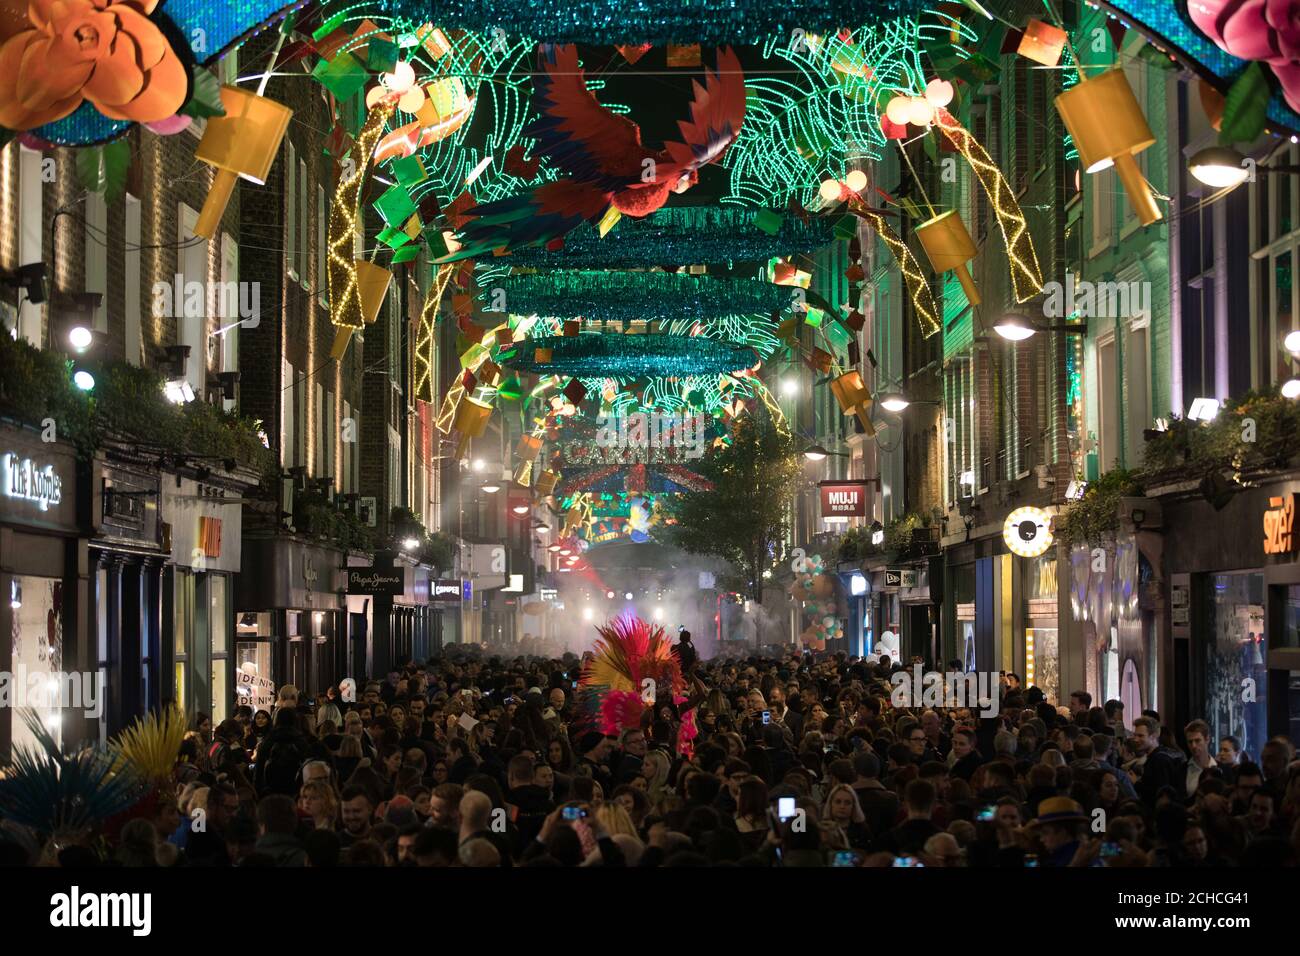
[347,569,405,595]
[2,452,63,512]
[560,411,705,465]
[1264,494,1298,555]
[431,579,465,601]
[1003,507,1054,558]
[819,481,867,518]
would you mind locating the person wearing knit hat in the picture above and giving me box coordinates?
[382,795,418,829]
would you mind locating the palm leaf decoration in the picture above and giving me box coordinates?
[0,711,146,839]
[577,613,685,729]
[112,705,189,787]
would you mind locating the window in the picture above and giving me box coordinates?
[124,196,143,365]
[299,155,309,287]
[317,184,328,307]
[220,232,239,410]
[1097,335,1119,471]
[342,400,354,493]
[1125,323,1150,468]
[1089,167,1112,255]
[1203,574,1267,760]
[17,145,45,345]
[84,192,107,331]
[178,204,210,397]
[1250,144,1299,389]
[286,141,298,282]
[297,366,308,469]
[315,382,324,476]
[282,359,296,468]
[210,574,229,723]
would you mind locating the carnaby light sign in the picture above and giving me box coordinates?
[819,481,867,518]
[3,452,63,512]
[561,412,705,466]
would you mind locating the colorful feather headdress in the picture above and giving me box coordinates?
[578,613,684,736]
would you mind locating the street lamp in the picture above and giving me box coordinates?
[1187,146,1300,188]
[480,482,501,493]
[402,536,419,550]
[511,503,531,516]
[992,314,1088,341]
[803,442,849,461]
[780,378,799,397]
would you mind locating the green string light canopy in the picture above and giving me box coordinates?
[506,335,759,377]
[497,207,837,269]
[373,0,932,45]
[492,271,796,323]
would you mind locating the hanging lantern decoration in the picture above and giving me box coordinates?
[516,433,542,462]
[829,370,876,437]
[1055,69,1161,226]
[355,260,392,325]
[453,394,493,459]
[193,86,293,239]
[535,469,560,496]
[915,209,981,305]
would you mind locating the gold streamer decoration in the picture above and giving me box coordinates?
[327,101,396,360]
[933,107,1043,304]
[414,264,455,404]
[848,201,941,338]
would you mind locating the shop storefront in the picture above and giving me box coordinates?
[1160,476,1300,756]
[236,536,346,707]
[161,471,252,724]
[0,424,82,757]
[1021,552,1061,705]
[88,449,166,737]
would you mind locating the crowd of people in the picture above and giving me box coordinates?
[6,646,1300,868]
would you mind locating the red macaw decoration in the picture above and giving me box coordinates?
[442,43,745,259]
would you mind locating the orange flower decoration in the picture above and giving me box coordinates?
[0,0,188,130]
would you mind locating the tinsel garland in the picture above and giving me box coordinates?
[375,0,932,46]
[496,207,836,269]
[492,271,794,323]
[505,334,758,377]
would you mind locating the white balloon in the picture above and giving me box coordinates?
[906,96,935,126]
[885,95,913,126]
[925,78,954,108]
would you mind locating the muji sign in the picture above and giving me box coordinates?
[819,481,867,518]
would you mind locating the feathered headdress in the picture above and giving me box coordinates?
[578,613,684,735]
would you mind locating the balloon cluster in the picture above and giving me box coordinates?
[788,551,843,651]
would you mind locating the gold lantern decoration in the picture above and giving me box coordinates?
[829,370,876,437]
[516,434,542,461]
[915,210,980,305]
[356,260,392,325]
[535,469,559,496]
[1055,69,1161,225]
[193,86,293,239]
[513,460,534,487]
[453,394,492,459]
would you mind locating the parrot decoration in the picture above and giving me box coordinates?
[444,43,746,258]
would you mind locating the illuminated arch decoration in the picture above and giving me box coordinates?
[326,100,395,359]
[370,0,933,46]
[496,207,837,269]
[489,271,794,323]
[932,107,1043,304]
[505,335,759,378]
[722,20,944,207]
[557,464,713,497]
[414,263,455,403]
[23,0,302,145]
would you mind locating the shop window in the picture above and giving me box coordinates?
[10,576,64,752]
[236,628,275,715]
[1097,335,1119,471]
[211,575,229,722]
[1204,573,1267,760]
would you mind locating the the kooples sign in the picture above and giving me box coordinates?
[819,481,867,518]
[1264,494,1298,555]
[3,452,63,512]
[346,569,405,595]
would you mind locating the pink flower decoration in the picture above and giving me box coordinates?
[145,113,191,135]
[1188,0,1300,111]
[598,689,644,735]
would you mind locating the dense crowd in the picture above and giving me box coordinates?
[7,647,1300,867]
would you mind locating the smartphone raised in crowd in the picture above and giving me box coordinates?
[832,851,857,867]
[892,856,924,868]
[761,710,771,725]
[562,805,587,821]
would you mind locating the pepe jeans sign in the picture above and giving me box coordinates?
[347,569,405,595]
[1264,494,1299,555]
[561,412,705,466]
[3,452,63,512]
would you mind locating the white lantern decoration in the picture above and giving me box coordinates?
[885,94,913,126]
[924,78,954,108]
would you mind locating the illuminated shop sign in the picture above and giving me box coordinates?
[1003,507,1054,558]
[1264,494,1298,555]
[2,452,63,512]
